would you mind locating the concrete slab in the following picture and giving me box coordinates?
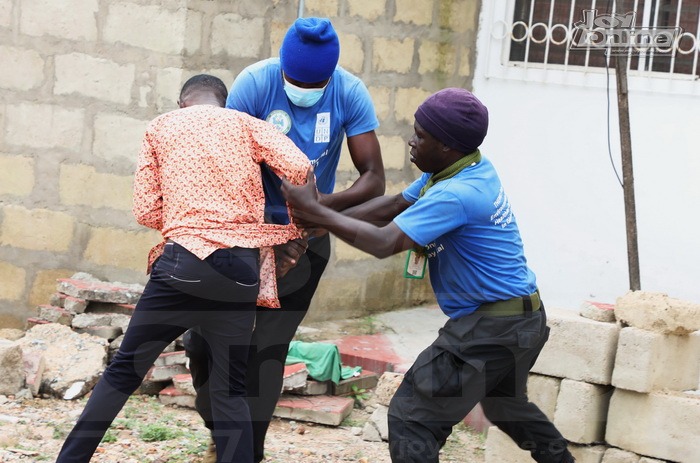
[606,390,700,462]
[291,379,330,396]
[144,364,188,383]
[332,370,379,396]
[531,307,620,385]
[282,363,308,391]
[159,385,195,408]
[155,351,187,367]
[332,334,407,374]
[274,395,354,426]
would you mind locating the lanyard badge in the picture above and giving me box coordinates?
[404,249,427,279]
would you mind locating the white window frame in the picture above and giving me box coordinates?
[479,0,700,95]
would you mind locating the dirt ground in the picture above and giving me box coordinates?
[0,393,486,462]
[0,314,486,462]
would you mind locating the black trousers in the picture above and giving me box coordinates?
[56,242,259,463]
[184,234,331,462]
[388,306,573,463]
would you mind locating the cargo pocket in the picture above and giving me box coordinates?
[517,330,541,348]
[412,348,484,399]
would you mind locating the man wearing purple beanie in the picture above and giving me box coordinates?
[184,17,385,463]
[282,88,576,463]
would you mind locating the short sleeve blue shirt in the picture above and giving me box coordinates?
[394,157,537,319]
[226,58,379,224]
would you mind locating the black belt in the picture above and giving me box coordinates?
[477,291,541,317]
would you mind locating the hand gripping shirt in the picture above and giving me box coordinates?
[393,157,537,319]
[133,105,311,308]
[226,58,379,224]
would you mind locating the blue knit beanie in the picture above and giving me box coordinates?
[280,17,340,83]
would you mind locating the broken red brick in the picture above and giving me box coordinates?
[36,305,73,326]
[274,395,354,426]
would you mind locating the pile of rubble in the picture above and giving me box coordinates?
[0,273,386,433]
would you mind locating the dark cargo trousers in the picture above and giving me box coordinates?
[388,306,574,463]
[184,234,331,462]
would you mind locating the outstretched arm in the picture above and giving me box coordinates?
[282,169,415,259]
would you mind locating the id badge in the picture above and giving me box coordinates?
[404,249,427,279]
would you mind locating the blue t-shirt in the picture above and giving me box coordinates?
[226,58,379,224]
[393,157,537,319]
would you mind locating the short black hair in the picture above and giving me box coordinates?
[179,74,228,107]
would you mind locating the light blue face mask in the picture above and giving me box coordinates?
[283,78,327,108]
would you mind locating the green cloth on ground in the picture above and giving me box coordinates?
[286,341,361,384]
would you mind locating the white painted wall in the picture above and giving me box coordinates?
[472,2,700,309]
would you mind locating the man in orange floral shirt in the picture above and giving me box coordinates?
[56,75,311,463]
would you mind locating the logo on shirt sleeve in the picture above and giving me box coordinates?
[266,110,292,134]
[314,112,331,143]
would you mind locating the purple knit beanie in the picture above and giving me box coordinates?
[280,17,340,83]
[414,88,489,154]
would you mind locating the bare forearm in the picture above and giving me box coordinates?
[342,193,411,224]
[297,204,411,258]
[321,170,385,211]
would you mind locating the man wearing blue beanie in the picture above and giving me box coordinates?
[184,16,385,463]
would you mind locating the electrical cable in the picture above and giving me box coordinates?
[605,56,624,188]
[605,0,624,188]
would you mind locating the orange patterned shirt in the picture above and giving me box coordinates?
[133,104,311,308]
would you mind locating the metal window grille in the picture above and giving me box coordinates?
[507,0,700,79]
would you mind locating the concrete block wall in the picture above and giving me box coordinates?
[530,308,620,384]
[486,297,700,463]
[612,327,700,393]
[0,0,482,327]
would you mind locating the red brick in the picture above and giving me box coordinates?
[282,363,308,391]
[37,305,73,325]
[580,300,616,323]
[274,395,354,426]
[159,385,195,408]
[332,334,406,375]
[159,385,185,397]
[26,317,51,329]
[172,374,196,395]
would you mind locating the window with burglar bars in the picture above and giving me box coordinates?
[508,0,700,78]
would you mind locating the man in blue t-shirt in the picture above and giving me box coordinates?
[282,88,575,463]
[184,17,385,463]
